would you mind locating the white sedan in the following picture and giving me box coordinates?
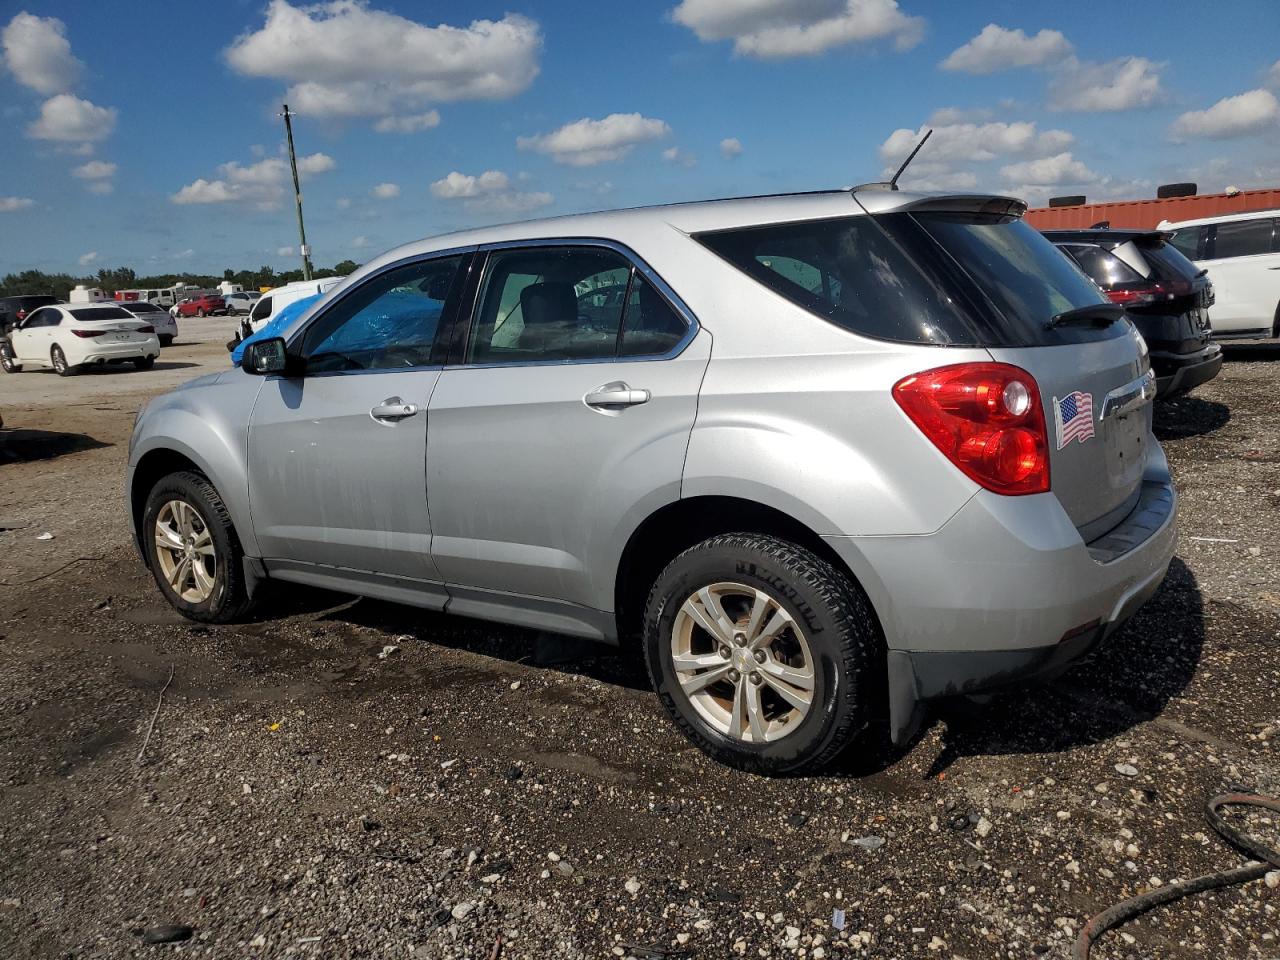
[1,302,160,376]
[118,300,178,346]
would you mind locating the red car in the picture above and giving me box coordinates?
[176,294,227,318]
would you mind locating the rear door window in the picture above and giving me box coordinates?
[1209,218,1276,259]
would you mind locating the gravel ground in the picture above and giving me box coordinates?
[0,342,1277,959]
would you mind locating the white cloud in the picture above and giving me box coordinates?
[1268,60,1280,89]
[0,196,34,212]
[879,120,1072,167]
[225,1,541,121]
[171,153,335,207]
[720,136,743,158]
[351,235,371,249]
[1000,151,1096,185]
[86,181,113,195]
[926,105,994,125]
[372,182,400,199]
[276,245,295,256]
[1171,88,1280,140]
[373,110,441,133]
[671,0,924,58]
[71,159,115,180]
[663,146,696,168]
[78,251,97,266]
[27,93,117,142]
[940,24,1072,74]
[1049,57,1163,112]
[336,196,351,209]
[517,113,670,166]
[2,12,83,94]
[430,169,552,215]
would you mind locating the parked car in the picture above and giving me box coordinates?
[225,291,261,316]
[176,293,227,318]
[3,303,160,375]
[118,299,178,346]
[0,294,60,336]
[246,278,342,333]
[1160,209,1280,340]
[127,189,1175,774]
[1045,229,1222,400]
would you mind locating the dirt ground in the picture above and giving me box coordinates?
[0,332,1277,960]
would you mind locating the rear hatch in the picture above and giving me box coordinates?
[882,202,1154,539]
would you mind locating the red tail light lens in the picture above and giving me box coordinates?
[1105,284,1170,305]
[71,329,106,338]
[893,362,1050,496]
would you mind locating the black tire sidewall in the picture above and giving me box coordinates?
[142,472,245,622]
[644,537,872,774]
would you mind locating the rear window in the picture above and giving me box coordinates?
[71,307,133,321]
[1140,241,1202,280]
[697,212,1120,347]
[1059,244,1147,291]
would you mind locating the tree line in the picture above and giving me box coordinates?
[0,261,362,300]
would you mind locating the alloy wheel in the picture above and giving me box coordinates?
[153,499,217,603]
[51,347,66,374]
[669,581,815,744]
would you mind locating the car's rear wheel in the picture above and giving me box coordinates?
[642,533,881,775]
[133,356,155,370]
[196,308,206,317]
[159,335,174,347]
[144,471,256,623]
[51,344,76,377]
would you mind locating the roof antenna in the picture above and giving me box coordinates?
[888,128,932,190]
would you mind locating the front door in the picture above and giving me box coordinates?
[426,244,709,613]
[11,307,59,363]
[246,253,470,588]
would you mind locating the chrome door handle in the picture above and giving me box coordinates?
[584,381,650,409]
[370,397,419,422]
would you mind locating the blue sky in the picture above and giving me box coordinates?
[2,0,1278,275]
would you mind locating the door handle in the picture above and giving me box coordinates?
[370,397,419,422]
[584,381,650,409]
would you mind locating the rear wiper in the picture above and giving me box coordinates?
[1045,303,1126,329]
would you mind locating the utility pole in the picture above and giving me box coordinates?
[280,103,313,280]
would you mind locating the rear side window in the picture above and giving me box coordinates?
[696,215,978,345]
[1210,218,1275,259]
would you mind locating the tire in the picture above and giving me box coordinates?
[159,335,174,347]
[642,533,881,775]
[143,470,256,623]
[51,344,76,377]
[133,356,155,370]
[197,308,206,318]
[0,344,20,373]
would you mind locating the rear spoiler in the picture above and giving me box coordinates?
[854,192,1027,220]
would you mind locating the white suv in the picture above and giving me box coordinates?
[1160,209,1280,339]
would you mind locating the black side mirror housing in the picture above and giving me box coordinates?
[242,337,300,376]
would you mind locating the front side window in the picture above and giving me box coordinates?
[468,247,630,364]
[300,255,464,373]
[23,308,59,328]
[1211,218,1275,260]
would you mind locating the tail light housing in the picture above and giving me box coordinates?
[1105,281,1184,305]
[893,363,1050,496]
[137,325,155,334]
[71,328,106,338]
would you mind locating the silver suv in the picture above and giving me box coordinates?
[126,189,1176,774]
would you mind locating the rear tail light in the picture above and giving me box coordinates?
[893,362,1050,496]
[137,325,155,334]
[72,329,106,338]
[1105,282,1180,305]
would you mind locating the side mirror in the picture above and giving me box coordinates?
[243,337,293,376]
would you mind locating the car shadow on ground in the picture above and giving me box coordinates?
[1153,396,1230,440]
[1220,343,1280,362]
[919,556,1204,778]
[0,427,112,464]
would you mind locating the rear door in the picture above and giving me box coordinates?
[426,242,708,613]
[909,213,1153,540]
[1198,217,1280,334]
[246,252,471,589]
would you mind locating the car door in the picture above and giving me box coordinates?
[246,251,472,597]
[12,307,57,362]
[426,242,710,624]
[1199,217,1280,334]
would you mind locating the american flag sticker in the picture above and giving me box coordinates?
[1053,391,1095,449]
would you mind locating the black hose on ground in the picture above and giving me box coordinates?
[1073,793,1280,959]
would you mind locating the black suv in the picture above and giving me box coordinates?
[0,295,60,336]
[1044,230,1221,400]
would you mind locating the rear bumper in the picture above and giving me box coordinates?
[76,338,160,363]
[825,452,1177,745]
[1151,343,1222,399]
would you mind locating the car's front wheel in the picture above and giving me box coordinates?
[643,533,881,775]
[143,470,256,623]
[51,344,76,377]
[1,344,20,373]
